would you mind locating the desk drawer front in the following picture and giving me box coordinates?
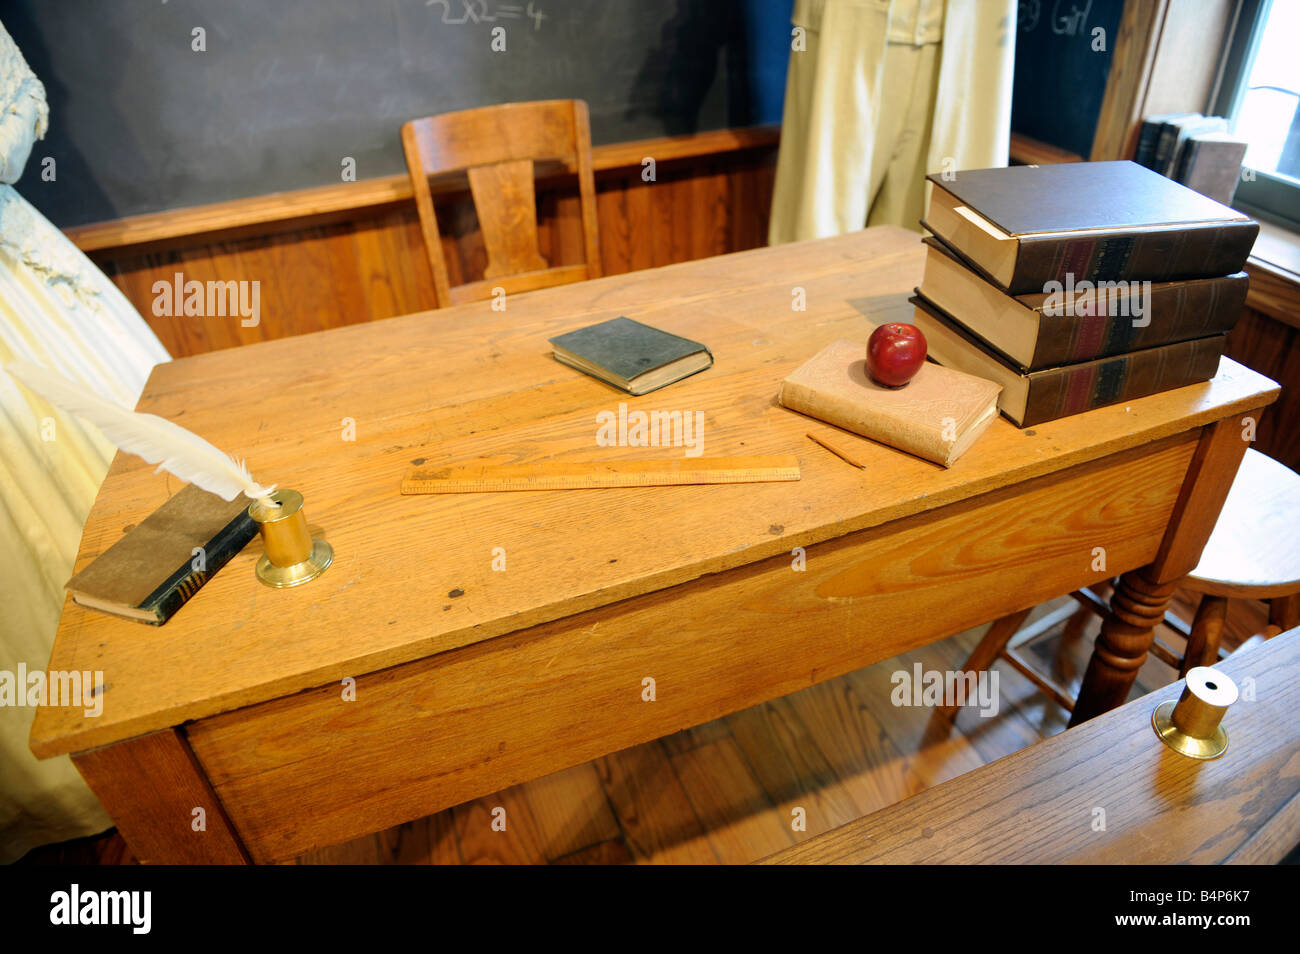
[187,433,1197,862]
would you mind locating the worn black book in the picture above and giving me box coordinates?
[65,484,257,625]
[548,316,713,395]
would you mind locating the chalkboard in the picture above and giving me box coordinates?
[1011,0,1125,159]
[4,0,793,228]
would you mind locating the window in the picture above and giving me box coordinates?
[1214,0,1300,227]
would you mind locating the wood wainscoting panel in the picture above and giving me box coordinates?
[186,432,1197,862]
[1225,307,1300,472]
[94,149,777,358]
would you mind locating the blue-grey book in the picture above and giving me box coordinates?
[548,316,713,395]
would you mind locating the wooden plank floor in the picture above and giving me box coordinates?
[20,588,1268,865]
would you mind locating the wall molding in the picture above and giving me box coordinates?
[66,124,781,258]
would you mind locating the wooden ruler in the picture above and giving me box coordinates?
[401,455,800,494]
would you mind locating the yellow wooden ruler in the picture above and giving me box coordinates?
[401,455,801,494]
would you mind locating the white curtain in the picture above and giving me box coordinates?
[769,0,1016,243]
[0,19,170,863]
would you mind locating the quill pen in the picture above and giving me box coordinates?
[6,361,275,503]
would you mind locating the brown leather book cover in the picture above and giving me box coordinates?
[926,161,1258,294]
[911,294,1224,428]
[920,234,1248,370]
[778,338,1001,467]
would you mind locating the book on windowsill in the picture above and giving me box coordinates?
[65,483,258,625]
[1135,112,1201,170]
[1176,131,1249,207]
[910,293,1225,428]
[548,316,713,395]
[922,161,1258,296]
[778,338,1001,467]
[920,234,1247,372]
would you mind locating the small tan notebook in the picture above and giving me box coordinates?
[778,339,1001,467]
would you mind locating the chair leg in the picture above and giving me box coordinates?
[935,607,1032,721]
[1268,593,1300,635]
[1060,603,1094,643]
[1182,595,1227,677]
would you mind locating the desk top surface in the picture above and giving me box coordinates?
[762,627,1300,865]
[31,227,1280,756]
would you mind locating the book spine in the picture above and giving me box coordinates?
[1154,122,1187,174]
[1134,121,1161,168]
[1022,335,1225,427]
[1032,273,1248,368]
[777,381,948,467]
[1010,221,1258,296]
[138,511,257,624]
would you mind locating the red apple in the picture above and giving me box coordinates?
[866,323,927,387]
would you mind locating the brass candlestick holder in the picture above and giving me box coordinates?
[1151,666,1238,760]
[248,489,332,588]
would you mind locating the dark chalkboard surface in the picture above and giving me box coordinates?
[4,0,792,227]
[1011,0,1125,159]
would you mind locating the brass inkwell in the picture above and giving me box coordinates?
[248,489,332,587]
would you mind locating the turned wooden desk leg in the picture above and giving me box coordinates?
[72,728,250,864]
[1071,569,1178,721]
[1070,417,1254,726]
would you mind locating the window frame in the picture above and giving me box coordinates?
[1212,0,1300,229]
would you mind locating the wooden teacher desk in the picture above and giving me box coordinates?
[30,226,1280,864]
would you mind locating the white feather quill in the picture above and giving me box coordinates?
[6,361,275,503]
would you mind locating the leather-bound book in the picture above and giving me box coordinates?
[549,316,713,395]
[1176,132,1249,207]
[923,161,1258,295]
[65,484,257,625]
[778,338,1001,467]
[911,294,1224,428]
[920,235,1248,371]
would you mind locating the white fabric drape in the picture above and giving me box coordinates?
[0,19,170,863]
[769,0,1016,243]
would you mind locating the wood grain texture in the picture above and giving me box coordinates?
[762,628,1300,865]
[1188,448,1300,597]
[1245,259,1300,331]
[71,729,248,865]
[1071,419,1254,730]
[66,126,780,255]
[403,100,600,308]
[1150,416,1255,585]
[93,148,777,357]
[1008,133,1083,166]
[1089,0,1169,160]
[594,744,717,864]
[24,595,1255,866]
[1225,307,1300,471]
[185,434,1192,862]
[29,228,1280,763]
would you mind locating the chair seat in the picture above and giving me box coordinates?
[1188,449,1300,599]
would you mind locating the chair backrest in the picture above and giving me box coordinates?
[401,99,602,308]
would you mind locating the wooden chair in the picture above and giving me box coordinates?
[941,448,1300,718]
[400,99,602,308]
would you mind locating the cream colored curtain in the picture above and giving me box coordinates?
[0,19,170,863]
[769,0,1016,243]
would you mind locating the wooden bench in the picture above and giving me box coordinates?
[762,627,1300,864]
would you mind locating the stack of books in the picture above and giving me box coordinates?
[1135,113,1247,206]
[913,160,1258,427]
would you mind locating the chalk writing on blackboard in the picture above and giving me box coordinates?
[1018,0,1094,36]
[427,0,547,31]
